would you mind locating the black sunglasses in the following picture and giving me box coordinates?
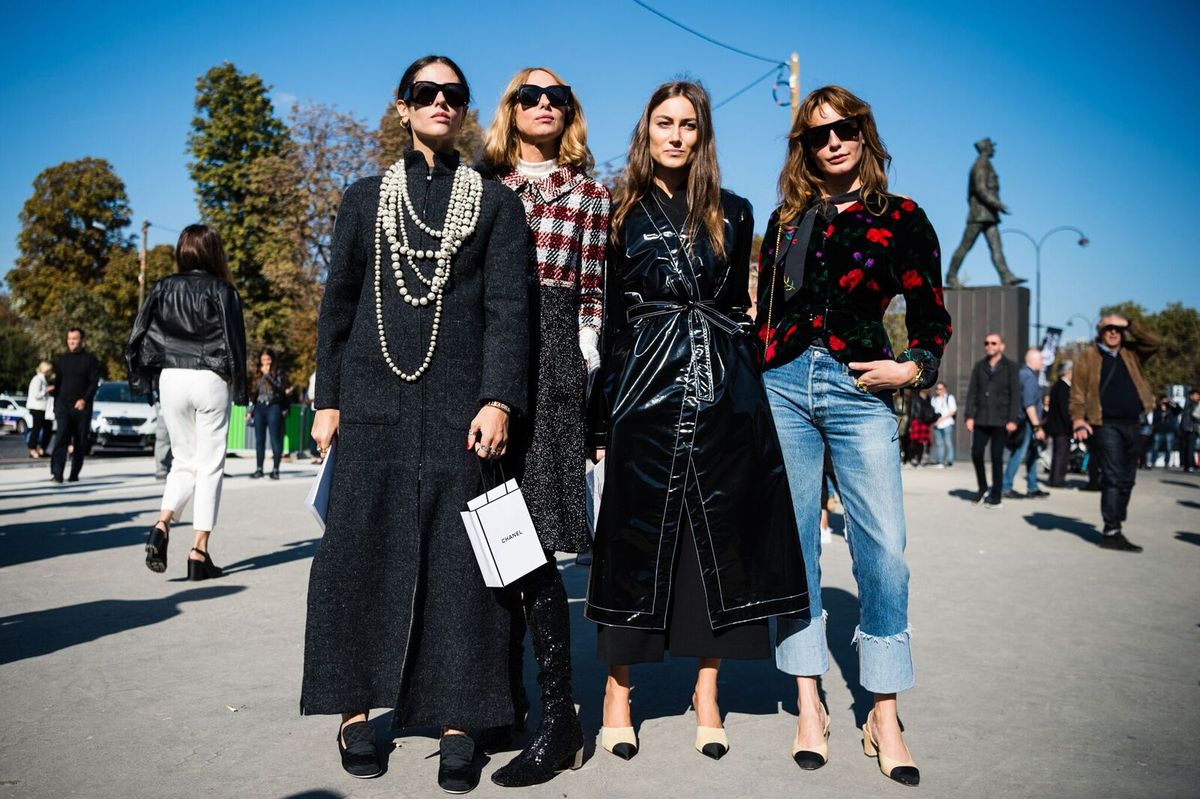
[403,81,470,109]
[802,115,862,149]
[1099,325,1126,334]
[516,84,572,109]
[984,340,1000,347]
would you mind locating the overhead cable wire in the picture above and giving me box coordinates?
[713,64,783,110]
[597,64,784,168]
[630,0,785,67]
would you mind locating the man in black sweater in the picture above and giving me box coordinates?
[964,332,1021,507]
[1044,361,1074,487]
[48,327,101,483]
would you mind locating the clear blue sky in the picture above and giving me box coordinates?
[2,1,1197,341]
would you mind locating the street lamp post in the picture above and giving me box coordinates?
[1065,313,1096,333]
[1002,226,1089,344]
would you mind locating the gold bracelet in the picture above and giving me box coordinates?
[485,400,511,414]
[908,363,925,388]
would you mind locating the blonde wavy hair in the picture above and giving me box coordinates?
[483,67,593,172]
[778,85,891,224]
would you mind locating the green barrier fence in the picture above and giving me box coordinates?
[227,404,313,455]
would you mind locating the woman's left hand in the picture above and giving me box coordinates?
[466,405,509,460]
[848,360,918,392]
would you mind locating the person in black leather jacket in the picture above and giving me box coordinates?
[126,224,247,580]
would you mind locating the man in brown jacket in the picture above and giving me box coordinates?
[1070,314,1160,552]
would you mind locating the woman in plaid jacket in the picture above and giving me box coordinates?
[481,66,610,788]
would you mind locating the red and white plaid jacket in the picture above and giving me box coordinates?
[498,166,610,332]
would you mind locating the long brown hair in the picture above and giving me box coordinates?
[176,224,234,285]
[482,66,593,172]
[778,85,891,224]
[611,81,724,255]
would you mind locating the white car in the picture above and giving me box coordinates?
[90,381,157,451]
[0,395,33,435]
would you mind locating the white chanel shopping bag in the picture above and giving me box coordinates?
[585,458,605,538]
[460,471,545,587]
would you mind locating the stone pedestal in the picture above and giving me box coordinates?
[940,286,1030,460]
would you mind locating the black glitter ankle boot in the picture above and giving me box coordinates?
[491,562,584,787]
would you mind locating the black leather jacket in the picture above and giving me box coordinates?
[125,270,248,404]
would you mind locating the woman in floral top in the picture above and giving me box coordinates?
[758,85,951,787]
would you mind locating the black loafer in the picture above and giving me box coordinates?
[438,733,478,794]
[338,720,383,779]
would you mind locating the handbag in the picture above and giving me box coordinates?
[460,462,545,587]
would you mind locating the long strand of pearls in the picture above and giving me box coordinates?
[373,157,483,382]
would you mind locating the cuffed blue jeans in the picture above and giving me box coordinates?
[764,347,914,694]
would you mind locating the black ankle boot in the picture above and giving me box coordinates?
[491,562,584,787]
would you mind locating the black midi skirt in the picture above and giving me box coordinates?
[596,508,771,665]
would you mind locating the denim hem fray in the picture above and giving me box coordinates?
[853,624,914,694]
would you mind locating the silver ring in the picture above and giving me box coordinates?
[478,444,492,454]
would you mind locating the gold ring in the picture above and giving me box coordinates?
[855,379,868,392]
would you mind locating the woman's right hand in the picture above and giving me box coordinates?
[312,409,340,455]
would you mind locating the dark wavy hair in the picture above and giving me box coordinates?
[176,224,233,285]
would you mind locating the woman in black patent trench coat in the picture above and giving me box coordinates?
[585,80,808,761]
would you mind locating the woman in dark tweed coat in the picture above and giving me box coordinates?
[302,56,530,793]
[480,66,609,787]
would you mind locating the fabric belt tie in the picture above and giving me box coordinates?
[626,300,743,403]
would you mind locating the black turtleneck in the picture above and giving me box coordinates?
[52,349,100,407]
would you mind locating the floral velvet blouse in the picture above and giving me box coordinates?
[756,193,952,387]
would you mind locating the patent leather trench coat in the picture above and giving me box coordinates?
[585,190,809,631]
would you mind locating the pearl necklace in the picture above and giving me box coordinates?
[373,157,483,382]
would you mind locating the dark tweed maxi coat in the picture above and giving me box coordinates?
[301,150,530,731]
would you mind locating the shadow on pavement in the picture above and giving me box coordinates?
[947,488,980,502]
[0,479,133,500]
[1178,499,1200,511]
[823,587,875,726]
[1175,532,1200,547]
[0,585,245,665]
[559,562,793,741]
[222,539,320,574]
[1022,512,1103,545]
[0,493,160,517]
[1161,479,1199,490]
[280,793,343,799]
[0,512,150,568]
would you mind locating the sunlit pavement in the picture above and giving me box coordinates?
[1,455,1197,798]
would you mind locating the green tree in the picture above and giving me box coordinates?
[245,102,377,379]
[8,158,134,320]
[0,296,39,392]
[1099,300,1200,392]
[377,100,485,171]
[187,63,288,307]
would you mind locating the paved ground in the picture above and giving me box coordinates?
[1,453,1197,799]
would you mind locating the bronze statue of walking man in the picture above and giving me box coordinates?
[945,138,1025,288]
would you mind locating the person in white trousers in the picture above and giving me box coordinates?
[126,224,248,580]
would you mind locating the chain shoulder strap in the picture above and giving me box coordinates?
[764,223,784,335]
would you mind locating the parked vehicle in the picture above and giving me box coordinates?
[90,381,156,451]
[0,395,32,435]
